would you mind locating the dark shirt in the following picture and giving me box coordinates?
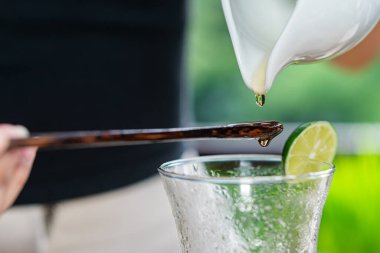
[0,0,186,204]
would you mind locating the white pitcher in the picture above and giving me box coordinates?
[222,0,380,106]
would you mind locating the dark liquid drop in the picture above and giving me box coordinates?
[258,138,271,147]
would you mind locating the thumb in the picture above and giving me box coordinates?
[0,125,29,153]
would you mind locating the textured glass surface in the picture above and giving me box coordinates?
[159,155,334,253]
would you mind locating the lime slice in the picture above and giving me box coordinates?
[283,121,337,175]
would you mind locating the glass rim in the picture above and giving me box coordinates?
[158,154,335,184]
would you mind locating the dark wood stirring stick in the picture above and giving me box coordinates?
[9,121,283,150]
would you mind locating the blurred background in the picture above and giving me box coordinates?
[186,0,380,252]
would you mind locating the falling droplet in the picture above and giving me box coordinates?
[258,138,271,147]
[255,94,265,107]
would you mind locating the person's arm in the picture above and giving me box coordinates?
[0,125,36,214]
[333,22,380,70]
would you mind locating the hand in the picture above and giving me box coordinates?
[0,125,37,214]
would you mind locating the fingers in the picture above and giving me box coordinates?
[0,124,31,185]
[2,147,36,211]
[0,125,37,213]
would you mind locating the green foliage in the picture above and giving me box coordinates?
[319,155,380,253]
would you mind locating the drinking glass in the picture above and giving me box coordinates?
[158,155,335,253]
